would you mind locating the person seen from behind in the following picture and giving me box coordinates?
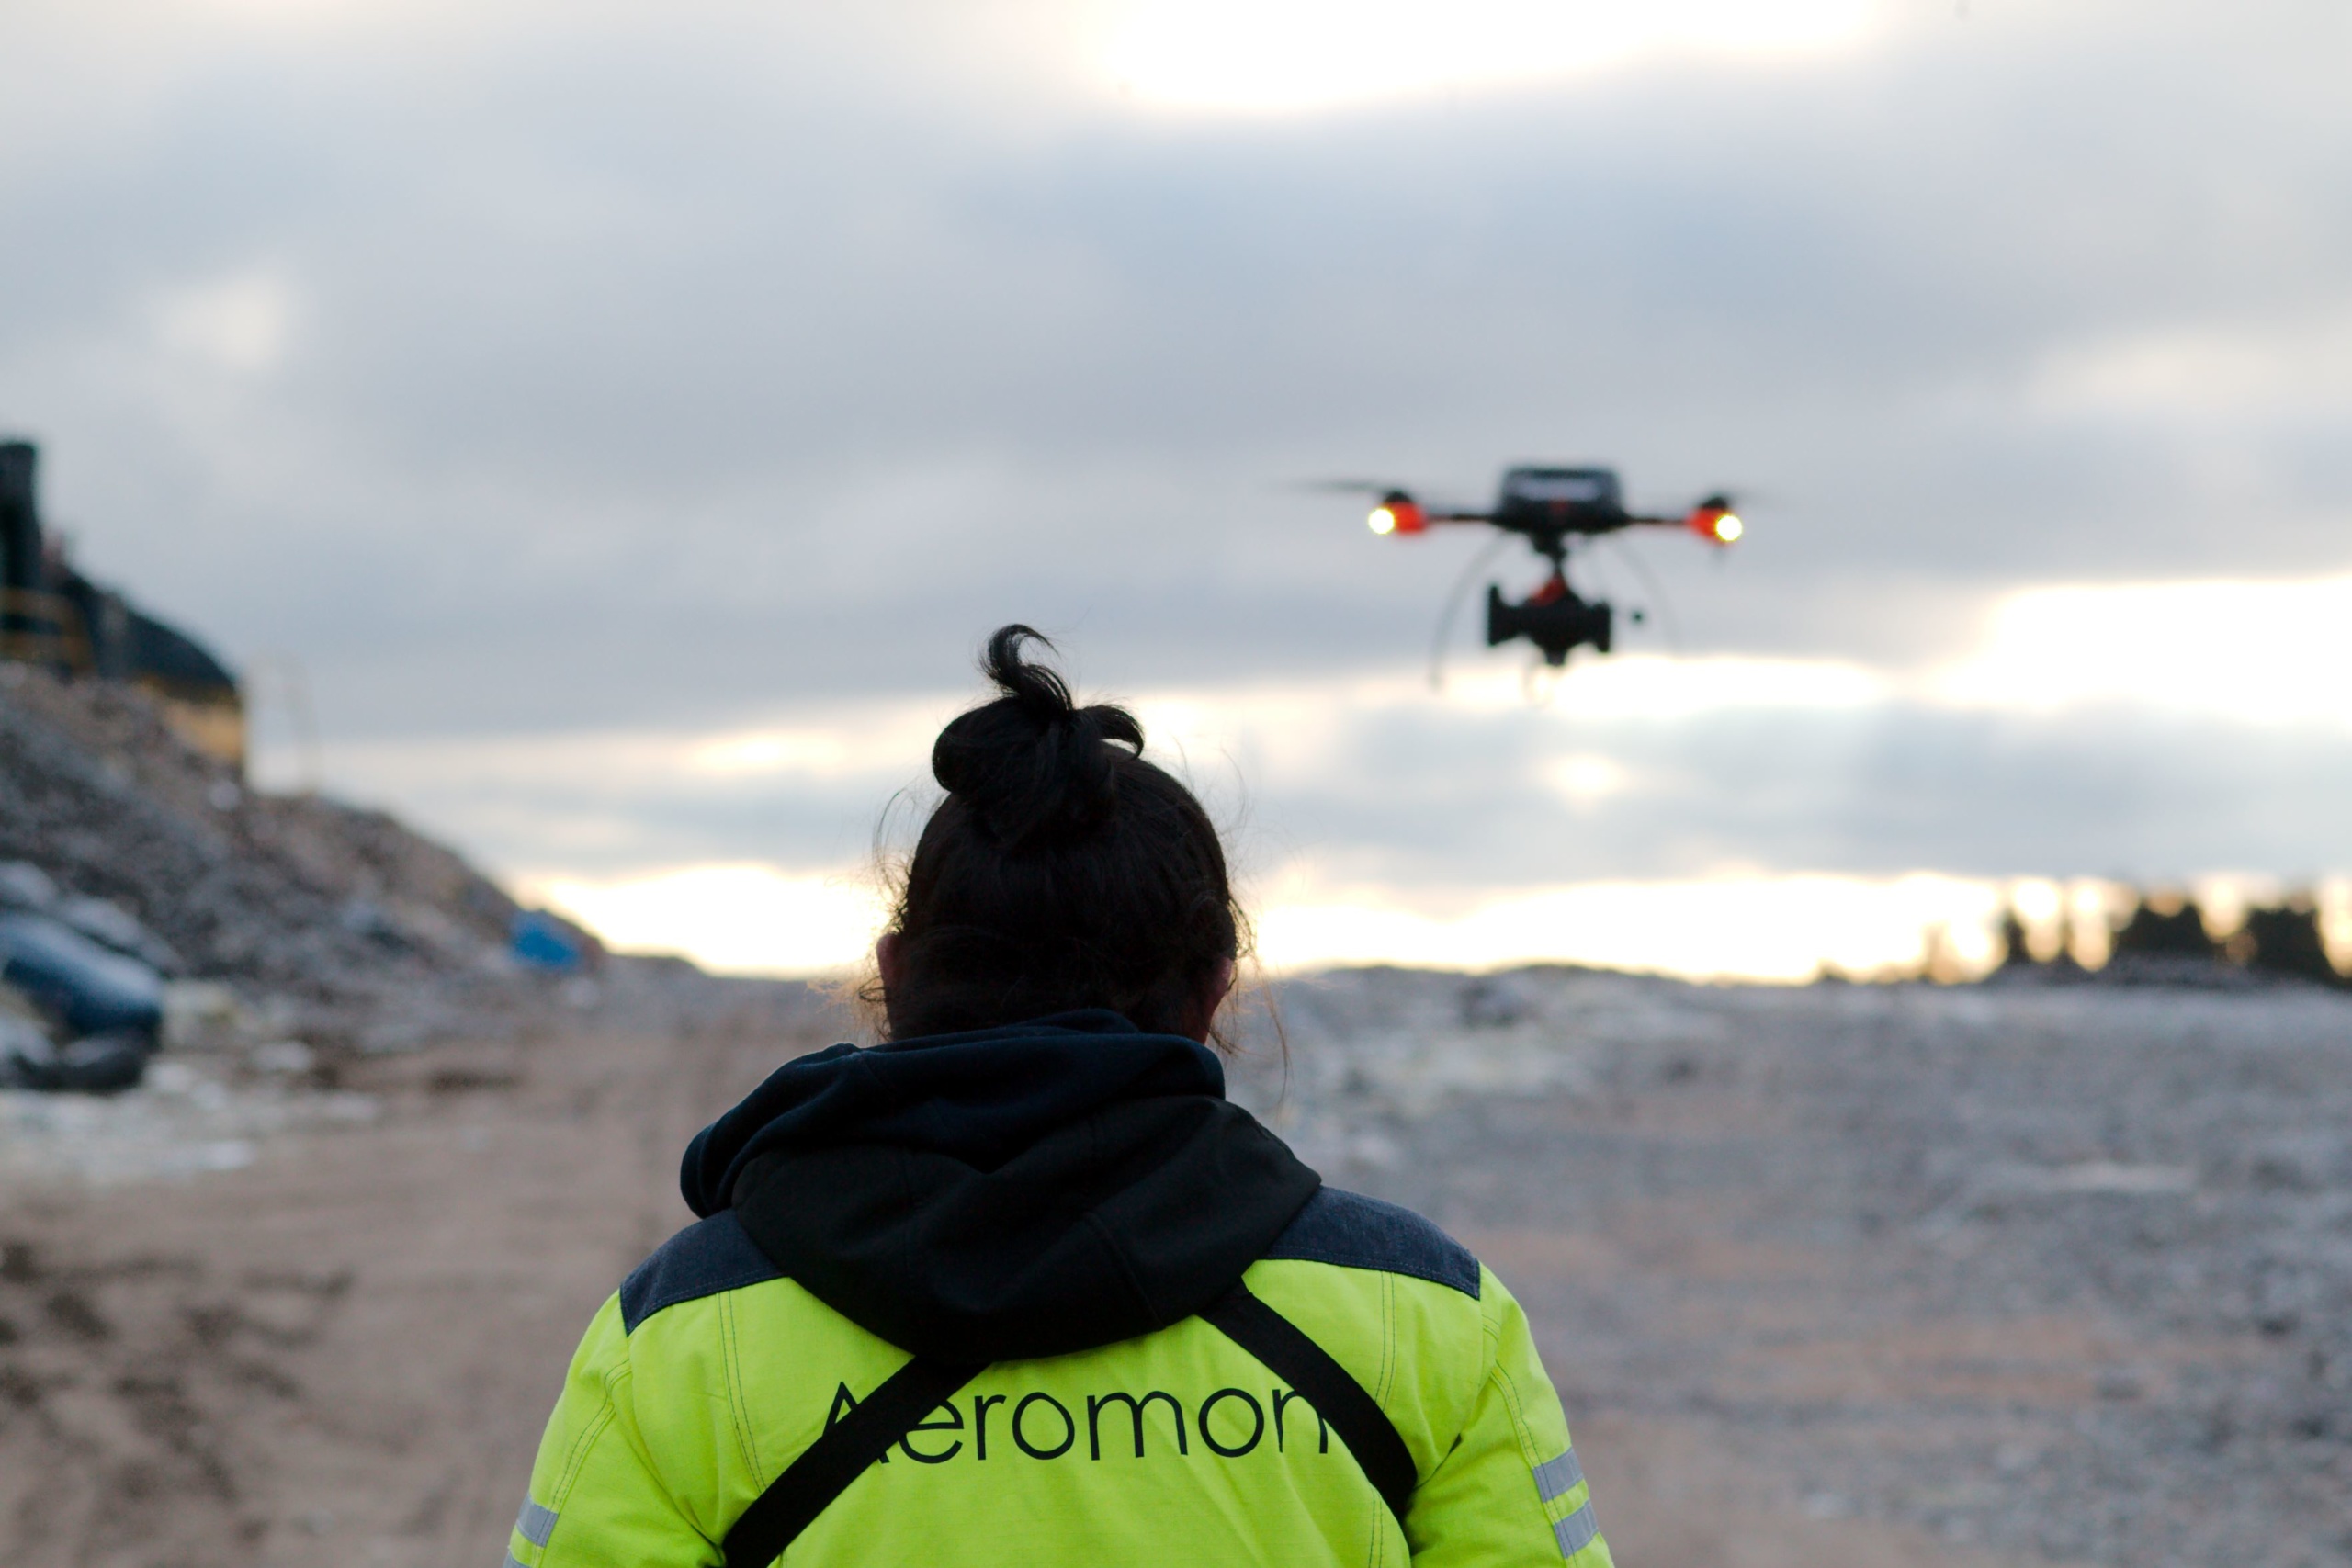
[512,626,1612,1566]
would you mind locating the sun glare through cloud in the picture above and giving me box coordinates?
[1936,574,2352,724]
[289,566,2352,981]
[521,863,888,976]
[1094,0,1878,114]
[149,270,298,376]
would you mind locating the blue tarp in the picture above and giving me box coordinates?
[512,909,588,974]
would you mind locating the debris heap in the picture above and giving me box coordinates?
[1,661,586,1076]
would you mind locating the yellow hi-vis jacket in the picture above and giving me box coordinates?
[511,1188,1612,1567]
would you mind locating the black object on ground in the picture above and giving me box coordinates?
[0,1029,149,1093]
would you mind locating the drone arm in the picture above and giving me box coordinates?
[1626,504,1744,545]
[1366,498,1493,536]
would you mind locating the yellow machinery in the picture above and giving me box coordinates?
[0,441,247,772]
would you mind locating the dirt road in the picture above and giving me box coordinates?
[0,987,839,1567]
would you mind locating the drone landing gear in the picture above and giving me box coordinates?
[1486,569,1611,666]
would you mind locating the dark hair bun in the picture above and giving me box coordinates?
[931,625,1146,848]
[880,625,1242,1040]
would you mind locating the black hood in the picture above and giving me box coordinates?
[680,1010,1320,1363]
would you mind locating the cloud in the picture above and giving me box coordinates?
[2026,305,2352,424]
[274,604,2352,906]
[1933,574,2352,724]
[8,0,2352,963]
[7,1,2347,709]
[148,269,297,374]
[1095,0,1876,114]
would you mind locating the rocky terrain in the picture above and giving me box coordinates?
[0,662,571,1051]
[1232,968,2352,1568]
[2,963,2346,1565]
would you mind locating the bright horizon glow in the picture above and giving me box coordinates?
[513,862,2352,982]
[1095,0,1876,115]
[522,861,2012,983]
[1253,872,2003,981]
[1935,573,2352,724]
[521,863,888,976]
[268,570,2352,979]
[255,569,2352,799]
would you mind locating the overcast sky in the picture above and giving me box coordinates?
[5,0,2348,974]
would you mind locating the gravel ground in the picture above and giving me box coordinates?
[2,965,2346,1565]
[1232,967,2352,1568]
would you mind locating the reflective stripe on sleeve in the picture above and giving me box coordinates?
[1532,1447,1584,1503]
[516,1501,559,1547]
[1554,1500,1601,1559]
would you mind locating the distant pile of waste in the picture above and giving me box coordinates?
[0,434,615,1095]
[0,662,598,1090]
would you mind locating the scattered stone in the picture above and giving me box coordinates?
[1228,968,2352,1568]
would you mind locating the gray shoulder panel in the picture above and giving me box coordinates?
[1261,1187,1481,1298]
[619,1211,782,1333]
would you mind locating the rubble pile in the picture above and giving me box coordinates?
[1,663,524,981]
[0,663,587,1080]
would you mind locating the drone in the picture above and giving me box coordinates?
[1345,466,1742,668]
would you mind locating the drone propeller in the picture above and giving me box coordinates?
[1426,531,1516,691]
[1295,479,1434,534]
[1599,534,1684,654]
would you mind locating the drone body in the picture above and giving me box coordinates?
[1363,466,1741,667]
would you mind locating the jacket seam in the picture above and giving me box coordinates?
[1078,1110,1169,1327]
[1083,1208,1165,1325]
[887,1143,918,1333]
[1376,1272,1399,1414]
[1478,1298,1570,1517]
[1257,1244,1479,1298]
[545,1370,623,1527]
[719,1293,762,1483]
[1487,1360,1549,1487]
[1375,1272,1402,1568]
